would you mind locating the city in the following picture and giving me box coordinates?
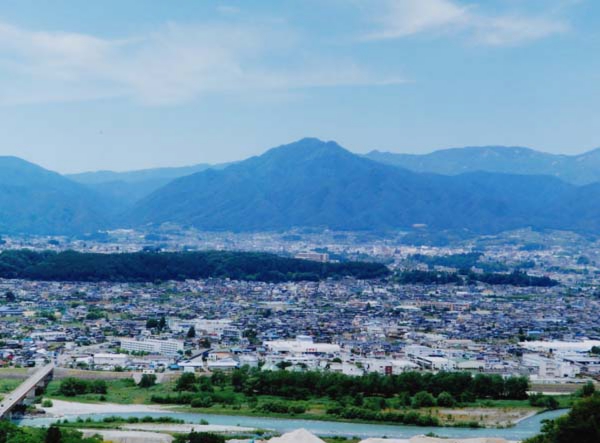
[1,0,600,442]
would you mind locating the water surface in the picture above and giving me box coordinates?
[17,409,566,440]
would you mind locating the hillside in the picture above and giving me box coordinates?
[68,163,219,205]
[129,138,584,233]
[366,146,600,185]
[5,139,600,236]
[0,156,111,235]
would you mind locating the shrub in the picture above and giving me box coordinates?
[190,396,214,408]
[176,373,198,392]
[437,391,457,407]
[412,391,436,408]
[58,378,91,397]
[138,374,157,388]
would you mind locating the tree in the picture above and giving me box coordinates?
[5,291,15,302]
[90,380,107,394]
[45,425,62,443]
[0,421,19,443]
[187,326,196,339]
[176,373,198,392]
[590,346,600,355]
[525,394,600,443]
[412,391,436,408]
[580,381,595,397]
[58,378,89,396]
[146,318,159,329]
[138,374,157,388]
[276,361,292,370]
[505,376,529,400]
[437,391,456,407]
[159,315,167,331]
[242,328,258,344]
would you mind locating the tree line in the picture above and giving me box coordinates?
[0,421,101,443]
[0,249,389,283]
[396,269,558,287]
[225,367,530,400]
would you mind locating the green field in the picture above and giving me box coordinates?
[0,378,22,394]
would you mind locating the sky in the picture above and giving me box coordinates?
[0,0,598,173]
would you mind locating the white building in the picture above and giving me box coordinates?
[522,354,580,379]
[120,338,184,357]
[264,336,340,356]
[93,353,129,368]
[207,357,240,371]
[170,318,233,338]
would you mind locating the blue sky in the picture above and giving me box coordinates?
[0,0,598,173]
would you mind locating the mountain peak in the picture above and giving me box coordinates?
[260,138,352,161]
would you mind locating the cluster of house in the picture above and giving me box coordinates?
[1,229,600,387]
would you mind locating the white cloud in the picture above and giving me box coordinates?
[474,15,568,46]
[365,0,568,45]
[366,0,471,39]
[0,20,403,106]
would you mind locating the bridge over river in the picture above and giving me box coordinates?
[0,363,54,420]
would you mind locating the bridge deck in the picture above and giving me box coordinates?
[0,363,54,419]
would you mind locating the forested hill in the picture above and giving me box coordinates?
[0,250,389,283]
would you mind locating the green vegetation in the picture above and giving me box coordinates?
[0,249,389,283]
[41,399,54,408]
[529,393,560,410]
[174,432,225,443]
[396,269,558,287]
[57,378,107,397]
[411,253,485,269]
[56,415,185,430]
[524,393,600,443]
[0,421,102,443]
[0,378,21,393]
[46,378,173,404]
[138,374,157,388]
[47,370,533,427]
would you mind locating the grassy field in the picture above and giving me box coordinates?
[0,378,22,393]
[466,395,576,409]
[45,378,175,404]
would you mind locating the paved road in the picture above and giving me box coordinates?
[0,363,54,418]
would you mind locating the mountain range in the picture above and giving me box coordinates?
[3,139,600,236]
[365,146,600,185]
[0,156,110,235]
[67,163,228,207]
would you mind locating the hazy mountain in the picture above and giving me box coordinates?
[366,146,600,185]
[68,164,216,185]
[129,138,590,233]
[0,156,111,235]
[67,164,218,205]
[5,140,600,236]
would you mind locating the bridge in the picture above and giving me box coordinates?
[0,363,54,420]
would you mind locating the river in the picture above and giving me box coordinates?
[16,409,566,440]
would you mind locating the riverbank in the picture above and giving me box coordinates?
[42,399,172,416]
[43,377,550,429]
[17,404,569,441]
[41,393,543,429]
